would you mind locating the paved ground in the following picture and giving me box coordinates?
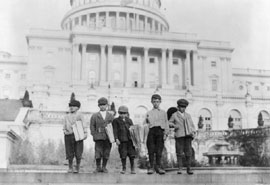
[1,166,270,185]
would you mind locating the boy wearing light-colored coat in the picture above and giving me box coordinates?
[169,99,196,175]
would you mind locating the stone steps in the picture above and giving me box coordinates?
[0,169,270,185]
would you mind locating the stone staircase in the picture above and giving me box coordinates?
[0,167,270,185]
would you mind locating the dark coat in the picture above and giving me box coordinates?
[112,117,133,142]
[90,111,114,141]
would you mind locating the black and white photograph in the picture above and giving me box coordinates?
[0,0,270,184]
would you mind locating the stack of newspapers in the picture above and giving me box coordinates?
[72,121,85,141]
[105,123,115,143]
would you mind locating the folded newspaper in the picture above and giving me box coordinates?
[129,125,141,150]
[105,123,115,143]
[72,121,85,141]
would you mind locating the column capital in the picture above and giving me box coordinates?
[107,45,113,49]
[126,46,132,50]
[144,47,149,51]
[168,48,174,52]
[100,44,106,49]
[81,44,87,49]
[161,48,167,52]
[186,50,191,54]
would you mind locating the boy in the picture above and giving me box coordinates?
[144,94,169,175]
[112,105,136,174]
[63,99,87,173]
[169,99,196,175]
[90,97,114,173]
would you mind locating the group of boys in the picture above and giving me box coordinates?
[63,94,196,175]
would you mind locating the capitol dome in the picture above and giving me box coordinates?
[61,0,169,34]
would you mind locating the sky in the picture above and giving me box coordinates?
[0,0,270,69]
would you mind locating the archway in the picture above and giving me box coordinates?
[198,108,212,131]
[229,109,242,129]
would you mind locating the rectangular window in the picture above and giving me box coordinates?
[21,74,26,80]
[211,61,217,67]
[149,58,155,63]
[267,86,270,91]
[132,57,138,62]
[5,73,10,79]
[173,58,179,65]
[212,79,218,91]
[255,86,259,91]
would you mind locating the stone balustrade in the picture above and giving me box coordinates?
[24,109,93,126]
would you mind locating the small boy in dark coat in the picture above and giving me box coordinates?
[112,105,136,174]
[63,100,87,173]
[90,97,114,173]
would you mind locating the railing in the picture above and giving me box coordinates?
[24,109,93,126]
[197,127,270,140]
[199,40,231,48]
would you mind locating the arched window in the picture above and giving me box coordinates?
[134,106,148,125]
[229,109,242,129]
[198,108,212,131]
[259,110,270,126]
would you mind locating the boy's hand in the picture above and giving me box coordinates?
[168,122,175,128]
[163,134,168,141]
[116,139,120,146]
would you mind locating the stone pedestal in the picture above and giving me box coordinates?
[0,126,20,169]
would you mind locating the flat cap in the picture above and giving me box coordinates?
[69,100,81,108]
[177,99,189,107]
[151,94,162,101]
[98,97,108,105]
[118,105,129,113]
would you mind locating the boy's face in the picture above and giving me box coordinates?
[178,106,186,113]
[69,106,79,113]
[119,112,128,119]
[99,104,108,111]
[151,98,161,109]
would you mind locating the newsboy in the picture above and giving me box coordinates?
[90,97,114,173]
[144,94,169,175]
[169,99,196,175]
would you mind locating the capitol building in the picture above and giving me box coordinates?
[1,0,270,132]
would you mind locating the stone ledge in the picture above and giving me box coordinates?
[0,169,270,185]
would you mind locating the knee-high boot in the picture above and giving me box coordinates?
[130,157,136,174]
[120,158,126,174]
[186,156,193,175]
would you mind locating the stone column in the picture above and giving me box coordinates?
[107,45,113,83]
[136,14,140,30]
[86,14,89,27]
[144,16,148,32]
[100,45,106,85]
[96,12,99,29]
[158,23,161,33]
[151,19,155,32]
[168,49,173,85]
[143,47,149,87]
[81,44,87,81]
[185,50,191,90]
[73,18,76,28]
[72,44,79,82]
[125,46,131,87]
[79,15,82,26]
[116,11,119,30]
[161,48,167,87]
[126,13,130,31]
[192,50,198,87]
[106,11,109,28]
